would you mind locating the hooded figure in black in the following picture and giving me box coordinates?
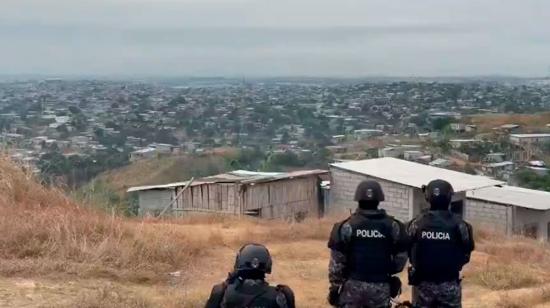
[327,180,408,308]
[407,179,475,308]
[205,243,295,308]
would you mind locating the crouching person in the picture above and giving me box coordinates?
[205,243,295,308]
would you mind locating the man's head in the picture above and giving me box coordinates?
[423,179,454,211]
[233,243,272,279]
[354,180,385,209]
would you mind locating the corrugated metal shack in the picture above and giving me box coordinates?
[128,169,328,219]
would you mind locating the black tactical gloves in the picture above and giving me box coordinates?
[328,286,340,306]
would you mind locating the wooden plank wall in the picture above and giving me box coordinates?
[173,183,241,216]
[244,176,319,219]
[172,176,320,219]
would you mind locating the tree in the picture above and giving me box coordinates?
[432,117,451,131]
[436,139,451,154]
[514,169,550,192]
[281,131,290,144]
[56,124,70,139]
[153,130,178,145]
[68,106,82,114]
[365,148,379,159]
[71,113,88,131]
[169,96,187,107]
[262,151,304,171]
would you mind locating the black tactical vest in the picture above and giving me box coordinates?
[222,280,282,308]
[411,211,464,282]
[346,212,394,282]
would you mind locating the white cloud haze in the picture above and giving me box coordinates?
[1,0,549,77]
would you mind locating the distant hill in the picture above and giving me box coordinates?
[466,112,550,133]
[95,154,233,195]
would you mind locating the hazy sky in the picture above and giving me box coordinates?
[1,0,549,77]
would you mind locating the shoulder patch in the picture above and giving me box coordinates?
[276,292,287,307]
[390,220,401,243]
[340,222,353,242]
[276,284,295,308]
[457,220,474,249]
[407,218,419,238]
[328,219,350,251]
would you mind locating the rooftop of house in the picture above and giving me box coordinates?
[449,139,480,142]
[467,185,550,211]
[127,169,328,193]
[485,161,515,168]
[510,133,550,138]
[132,148,156,154]
[499,124,520,129]
[331,157,503,192]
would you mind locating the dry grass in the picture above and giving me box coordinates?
[49,286,153,308]
[466,230,550,293]
[0,157,208,283]
[470,261,544,290]
[495,287,550,308]
[3,157,550,307]
[97,154,230,195]
[467,232,550,291]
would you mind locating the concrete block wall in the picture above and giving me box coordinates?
[465,199,511,234]
[138,189,174,216]
[514,207,550,241]
[330,167,411,221]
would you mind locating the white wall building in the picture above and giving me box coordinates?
[467,186,550,241]
[509,133,550,161]
[329,158,502,222]
[509,134,550,146]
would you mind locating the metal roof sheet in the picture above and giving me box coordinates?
[467,186,550,211]
[510,134,550,138]
[485,161,514,168]
[331,157,503,192]
[127,169,328,192]
[127,181,191,192]
[239,169,328,184]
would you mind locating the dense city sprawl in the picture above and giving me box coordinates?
[1,78,549,189]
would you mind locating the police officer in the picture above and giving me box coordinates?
[327,180,408,308]
[205,243,295,308]
[407,179,475,308]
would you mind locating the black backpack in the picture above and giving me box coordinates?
[205,279,295,308]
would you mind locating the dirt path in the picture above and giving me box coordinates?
[0,278,106,307]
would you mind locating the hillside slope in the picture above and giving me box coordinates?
[1,158,550,307]
[94,154,231,195]
[466,112,550,133]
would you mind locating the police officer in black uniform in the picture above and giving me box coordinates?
[407,179,475,308]
[327,180,408,308]
[205,243,295,308]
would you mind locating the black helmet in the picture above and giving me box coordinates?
[423,179,454,205]
[234,243,272,274]
[354,180,385,202]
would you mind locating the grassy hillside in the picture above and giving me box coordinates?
[2,157,550,307]
[466,112,550,133]
[96,154,232,195]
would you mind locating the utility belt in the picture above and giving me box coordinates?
[408,266,460,285]
[348,272,391,283]
[342,274,402,299]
